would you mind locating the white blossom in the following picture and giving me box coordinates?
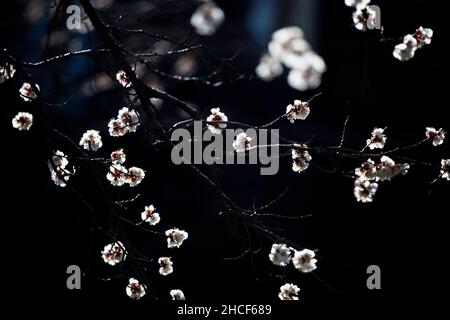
[269,244,292,267]
[206,108,228,134]
[286,100,310,123]
[48,151,74,187]
[170,289,185,300]
[354,179,378,203]
[425,127,446,146]
[366,127,387,150]
[287,52,326,91]
[0,62,16,83]
[356,157,409,182]
[278,283,300,300]
[118,107,140,133]
[126,278,146,300]
[355,159,377,181]
[108,118,128,137]
[19,82,39,102]
[79,129,103,151]
[141,205,160,226]
[107,164,128,186]
[415,26,433,47]
[166,228,189,248]
[126,166,145,187]
[116,70,131,88]
[111,149,126,165]
[291,147,312,173]
[158,257,173,276]
[12,112,33,131]
[440,159,450,181]
[352,6,377,31]
[268,27,310,69]
[376,156,410,181]
[232,132,252,152]
[345,0,371,10]
[393,28,433,62]
[393,35,418,62]
[292,249,317,273]
[101,241,127,266]
[190,1,224,36]
[255,54,283,81]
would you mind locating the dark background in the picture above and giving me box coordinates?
[1,0,449,310]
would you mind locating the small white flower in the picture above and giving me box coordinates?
[126,166,145,187]
[352,6,377,31]
[425,127,446,146]
[170,289,185,300]
[79,129,102,151]
[0,62,16,83]
[166,228,189,248]
[190,2,224,36]
[140,205,160,226]
[269,244,292,267]
[107,164,128,186]
[367,128,387,150]
[116,70,131,88]
[393,35,418,62]
[376,156,410,181]
[345,0,371,10]
[286,100,310,123]
[118,107,140,133]
[48,151,74,187]
[126,278,146,300]
[255,54,283,81]
[108,119,128,137]
[158,257,174,276]
[415,26,433,47]
[12,112,33,131]
[268,27,309,66]
[101,241,127,266]
[19,82,39,102]
[287,52,326,91]
[232,132,252,152]
[206,108,228,134]
[291,147,312,173]
[440,159,450,181]
[111,149,126,165]
[354,179,378,203]
[292,249,317,273]
[355,159,377,181]
[278,283,300,301]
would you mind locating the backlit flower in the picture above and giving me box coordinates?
[232,132,252,152]
[278,283,300,300]
[79,129,102,151]
[126,166,145,187]
[269,244,292,267]
[425,127,446,146]
[190,2,224,36]
[170,289,185,300]
[166,228,189,248]
[366,128,387,150]
[12,112,33,131]
[206,108,228,134]
[126,278,146,300]
[286,100,310,123]
[158,257,173,276]
[141,205,160,226]
[101,241,126,266]
[19,82,39,102]
[292,249,317,273]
